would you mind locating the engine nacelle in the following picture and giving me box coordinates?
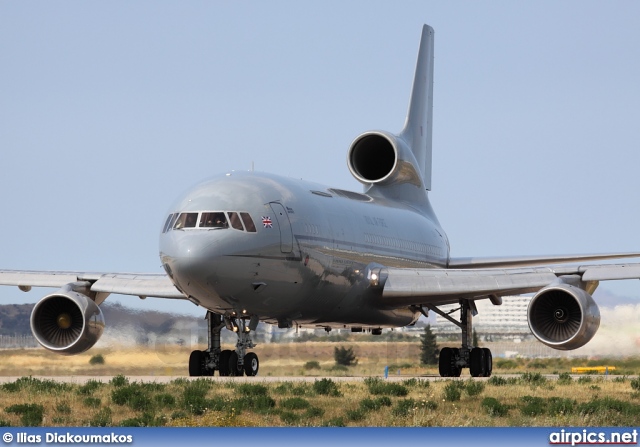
[527,284,600,350]
[347,131,423,187]
[30,289,105,355]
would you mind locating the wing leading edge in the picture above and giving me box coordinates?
[0,270,186,300]
[376,261,640,308]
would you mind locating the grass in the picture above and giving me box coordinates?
[0,373,639,426]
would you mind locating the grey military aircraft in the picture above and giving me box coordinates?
[2,25,640,378]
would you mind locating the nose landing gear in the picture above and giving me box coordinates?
[188,311,260,377]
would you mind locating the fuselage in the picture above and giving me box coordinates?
[159,171,450,329]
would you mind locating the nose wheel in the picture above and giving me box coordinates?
[188,311,260,377]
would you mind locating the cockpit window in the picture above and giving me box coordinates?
[199,212,228,228]
[162,213,175,233]
[227,212,244,231]
[240,212,257,232]
[174,212,198,229]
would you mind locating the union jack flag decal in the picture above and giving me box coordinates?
[261,216,273,228]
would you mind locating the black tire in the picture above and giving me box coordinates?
[219,350,232,376]
[482,348,493,377]
[470,347,486,377]
[244,352,259,376]
[228,351,244,376]
[438,347,452,377]
[450,348,461,377]
[188,350,203,377]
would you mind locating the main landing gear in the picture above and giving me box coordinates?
[188,311,260,377]
[424,299,493,378]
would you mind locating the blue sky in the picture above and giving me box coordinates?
[1,2,640,316]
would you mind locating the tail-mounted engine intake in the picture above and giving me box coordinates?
[30,287,105,355]
[347,131,423,187]
[527,284,600,350]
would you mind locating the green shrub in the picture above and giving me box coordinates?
[237,383,268,397]
[578,397,640,416]
[443,382,462,402]
[557,372,573,385]
[154,393,176,408]
[2,377,71,394]
[89,354,105,365]
[495,359,518,369]
[325,417,345,427]
[83,397,102,408]
[313,379,341,397]
[304,361,321,370]
[110,375,129,388]
[279,411,301,424]
[304,407,325,418]
[78,380,104,395]
[334,346,358,366]
[5,403,44,426]
[359,396,392,412]
[0,419,11,427]
[520,396,546,416]
[631,377,640,391]
[280,397,310,410]
[90,407,112,427]
[481,397,509,417]
[364,378,408,396]
[548,397,576,416]
[520,372,546,386]
[119,412,165,427]
[111,384,153,412]
[345,408,366,421]
[56,402,71,414]
[577,376,593,384]
[488,376,508,386]
[465,380,485,397]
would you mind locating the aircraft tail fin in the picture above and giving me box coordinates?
[400,25,435,191]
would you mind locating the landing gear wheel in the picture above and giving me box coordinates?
[219,349,232,376]
[244,352,259,376]
[450,348,461,377]
[482,348,492,377]
[438,347,461,377]
[228,351,244,376]
[188,350,203,377]
[470,347,486,377]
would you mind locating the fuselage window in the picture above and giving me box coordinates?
[240,212,257,232]
[200,212,228,228]
[174,212,199,229]
[227,212,244,231]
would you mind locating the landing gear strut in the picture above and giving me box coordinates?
[425,299,492,378]
[188,311,260,377]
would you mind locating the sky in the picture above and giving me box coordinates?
[1,1,640,318]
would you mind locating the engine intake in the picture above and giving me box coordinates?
[527,284,600,350]
[30,288,105,355]
[348,132,397,184]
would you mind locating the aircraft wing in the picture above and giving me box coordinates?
[0,270,186,300]
[448,252,640,268]
[377,262,640,308]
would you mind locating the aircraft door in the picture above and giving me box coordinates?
[269,202,293,253]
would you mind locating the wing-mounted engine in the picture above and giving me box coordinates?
[527,284,600,350]
[347,131,424,188]
[30,284,105,355]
